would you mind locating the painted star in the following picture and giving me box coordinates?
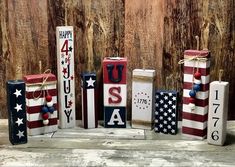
[159,116,163,120]
[164,104,168,108]
[86,77,96,87]
[69,46,73,52]
[14,89,22,98]
[71,75,74,80]
[169,93,173,96]
[163,128,167,132]
[164,112,168,116]
[168,100,172,105]
[68,100,73,107]
[171,129,175,133]
[172,105,176,109]
[160,92,164,95]
[167,125,172,129]
[61,54,65,58]
[164,96,168,100]
[159,124,163,128]
[172,97,176,101]
[14,103,22,112]
[160,100,163,104]
[61,60,64,65]
[62,68,67,75]
[163,120,167,124]
[15,118,23,126]
[16,130,24,139]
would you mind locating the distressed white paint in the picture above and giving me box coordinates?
[183,89,209,100]
[184,74,210,84]
[27,125,58,136]
[26,96,57,107]
[131,69,155,129]
[182,119,207,129]
[27,111,58,122]
[26,84,56,92]
[182,104,208,115]
[207,81,229,146]
[87,89,96,128]
[56,26,76,129]
[184,60,210,68]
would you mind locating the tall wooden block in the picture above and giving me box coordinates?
[103,57,127,128]
[131,69,155,129]
[104,107,126,128]
[182,50,210,139]
[207,81,229,145]
[56,26,76,128]
[155,90,178,135]
[81,72,98,129]
[24,74,58,136]
[7,80,27,145]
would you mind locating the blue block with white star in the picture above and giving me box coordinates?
[81,72,96,89]
[155,90,178,135]
[7,80,27,145]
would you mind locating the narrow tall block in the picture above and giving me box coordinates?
[7,80,27,145]
[81,72,98,129]
[56,26,76,128]
[131,69,156,129]
[207,81,229,145]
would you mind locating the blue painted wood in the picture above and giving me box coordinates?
[104,106,126,128]
[7,80,27,145]
[81,72,96,89]
[155,90,178,135]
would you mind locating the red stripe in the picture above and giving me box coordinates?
[184,67,209,76]
[183,97,208,107]
[182,126,207,137]
[182,112,208,122]
[24,74,56,84]
[183,82,209,91]
[95,89,98,128]
[26,89,57,99]
[27,104,57,114]
[83,87,88,129]
[184,50,210,58]
[27,118,58,129]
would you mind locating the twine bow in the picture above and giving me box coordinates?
[178,55,208,65]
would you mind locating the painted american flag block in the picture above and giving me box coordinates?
[155,90,178,135]
[182,50,210,139]
[23,73,58,136]
[7,80,27,145]
[81,72,98,129]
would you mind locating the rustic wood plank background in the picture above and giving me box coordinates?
[0,0,234,120]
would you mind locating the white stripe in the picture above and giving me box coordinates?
[182,104,208,115]
[27,125,58,136]
[87,89,96,128]
[184,60,210,68]
[182,134,206,140]
[27,111,58,122]
[26,96,57,107]
[184,74,210,84]
[26,84,56,92]
[182,119,207,129]
[183,89,209,99]
[81,87,84,127]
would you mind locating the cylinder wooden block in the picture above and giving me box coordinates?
[7,80,27,145]
[207,81,229,145]
[131,69,156,130]
[56,26,76,129]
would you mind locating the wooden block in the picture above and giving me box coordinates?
[23,73,58,135]
[131,69,155,129]
[155,90,178,135]
[182,50,210,139]
[7,80,27,145]
[81,72,98,129]
[104,107,126,128]
[56,26,76,129]
[207,81,229,145]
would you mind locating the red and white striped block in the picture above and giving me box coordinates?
[182,50,210,139]
[24,74,58,136]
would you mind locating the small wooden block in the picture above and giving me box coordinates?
[155,90,178,135]
[207,81,229,145]
[56,26,76,129]
[7,80,27,145]
[81,72,98,129]
[104,107,126,128]
[131,69,155,130]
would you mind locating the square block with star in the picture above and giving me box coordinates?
[81,72,98,129]
[104,106,126,128]
[56,26,76,129]
[23,73,58,136]
[154,90,178,135]
[7,80,27,145]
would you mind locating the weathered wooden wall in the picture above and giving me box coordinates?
[0,0,234,120]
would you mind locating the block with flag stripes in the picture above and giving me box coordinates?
[23,73,58,136]
[81,72,98,129]
[182,50,210,139]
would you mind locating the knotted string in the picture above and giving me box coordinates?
[219,69,224,83]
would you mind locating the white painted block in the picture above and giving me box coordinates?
[184,74,210,84]
[207,81,229,146]
[131,69,155,129]
[26,96,57,107]
[27,111,58,122]
[184,60,210,68]
[182,104,208,115]
[56,26,76,129]
[183,89,209,100]
[182,119,207,129]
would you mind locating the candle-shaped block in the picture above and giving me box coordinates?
[81,72,98,129]
[103,57,127,128]
[131,69,155,129]
[207,81,229,145]
[56,26,76,128]
[155,90,178,134]
[7,80,27,145]
[182,50,210,139]
[23,73,58,136]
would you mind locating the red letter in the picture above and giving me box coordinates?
[108,87,122,104]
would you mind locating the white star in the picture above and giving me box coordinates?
[163,128,167,132]
[172,105,176,109]
[13,89,22,98]
[16,130,24,139]
[164,96,168,100]
[159,124,163,128]
[171,129,175,133]
[168,100,172,105]
[155,119,158,123]
[160,108,163,112]
[171,121,176,125]
[14,103,22,112]
[163,120,167,124]
[160,100,163,104]
[172,113,176,117]
[155,111,159,115]
[168,117,172,121]
[155,103,159,107]
[159,116,163,120]
[86,77,95,87]
[156,95,159,99]
[164,112,168,116]
[169,93,173,96]
[160,92,164,95]
[15,118,23,126]
[167,125,171,129]
[154,127,159,131]
[172,96,176,101]
[168,108,172,113]
[164,104,168,108]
